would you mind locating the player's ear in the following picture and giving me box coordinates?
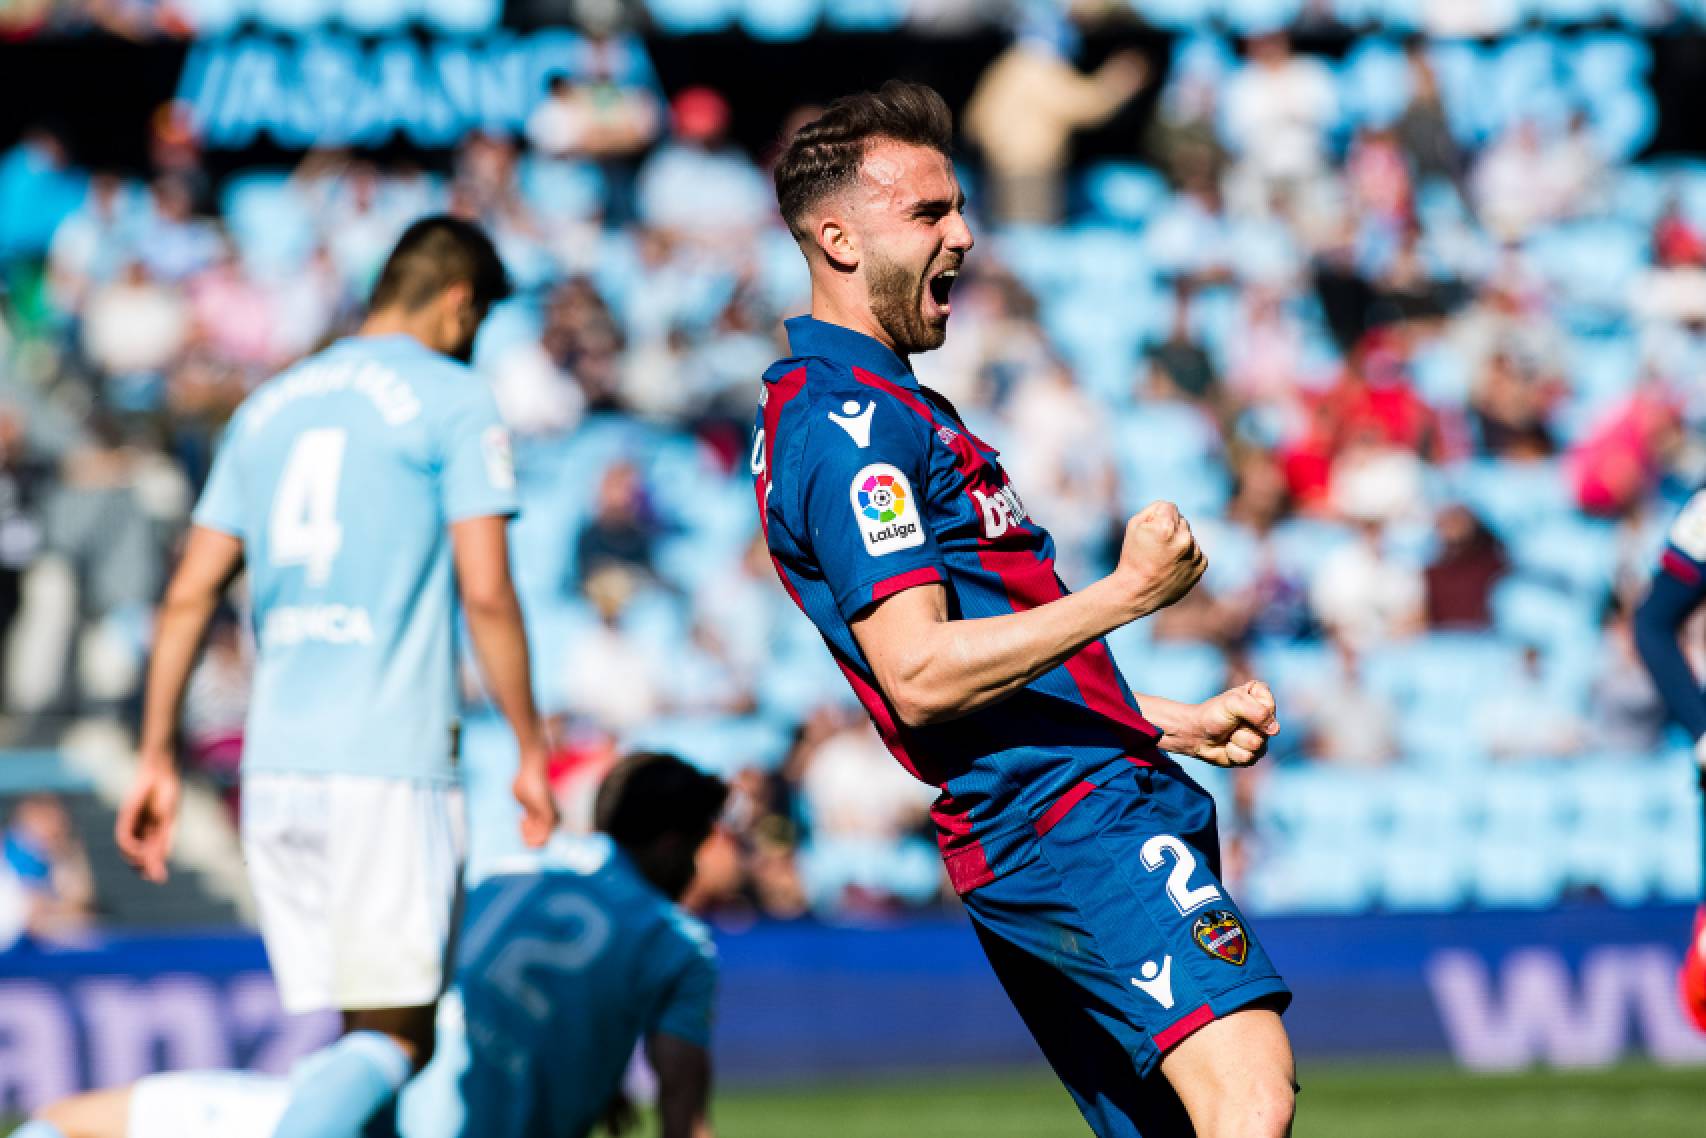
[815,214,859,272]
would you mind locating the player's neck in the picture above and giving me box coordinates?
[808,288,906,362]
[359,309,441,356]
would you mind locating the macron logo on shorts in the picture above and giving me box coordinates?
[850,463,924,556]
[1132,957,1175,1009]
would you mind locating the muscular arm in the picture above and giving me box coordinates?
[851,503,1203,728]
[647,1033,713,1138]
[452,515,558,844]
[138,527,245,762]
[119,526,244,882]
[1634,569,1706,745]
[452,515,542,748]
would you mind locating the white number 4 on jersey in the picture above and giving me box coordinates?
[270,428,347,586]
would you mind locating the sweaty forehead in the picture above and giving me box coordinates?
[855,140,957,210]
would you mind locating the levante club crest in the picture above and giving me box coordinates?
[1191,910,1248,966]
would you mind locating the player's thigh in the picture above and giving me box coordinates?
[327,775,466,1013]
[967,913,1193,1138]
[127,1071,290,1138]
[1159,1003,1296,1138]
[240,772,335,1014]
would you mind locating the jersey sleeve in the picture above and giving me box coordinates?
[1659,489,1706,590]
[1634,489,1706,742]
[649,938,717,1048]
[794,391,947,620]
[439,385,519,523]
[191,424,247,539]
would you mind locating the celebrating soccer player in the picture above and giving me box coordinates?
[1633,486,1706,1030]
[113,217,559,1138]
[753,82,1295,1137]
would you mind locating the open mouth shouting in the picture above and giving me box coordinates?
[925,264,960,322]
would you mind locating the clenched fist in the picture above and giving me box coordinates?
[1191,681,1281,768]
[1114,501,1207,618]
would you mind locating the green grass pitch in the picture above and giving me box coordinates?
[711,1062,1706,1138]
[6,1062,1702,1136]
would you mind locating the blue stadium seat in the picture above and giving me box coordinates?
[647,0,736,33]
[1377,834,1472,911]
[1111,639,1226,706]
[176,0,244,34]
[798,836,942,908]
[1471,837,1568,907]
[1112,402,1231,518]
[1245,842,1378,914]
[1491,577,1598,650]
[1573,33,1651,96]
[220,171,316,276]
[820,0,906,30]
[1221,0,1302,35]
[1250,638,1336,711]
[1079,163,1170,228]
[1591,90,1659,164]
[622,715,792,776]
[1449,458,1573,539]
[1130,0,1215,31]
[518,157,608,222]
[1337,39,1411,129]
[739,0,821,41]
[1508,516,1619,596]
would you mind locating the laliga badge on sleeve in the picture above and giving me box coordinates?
[850,463,925,557]
[1191,910,1248,966]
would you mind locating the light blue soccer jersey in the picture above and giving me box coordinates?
[423,834,718,1138]
[193,334,517,783]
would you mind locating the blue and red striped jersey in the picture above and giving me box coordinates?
[752,316,1165,893]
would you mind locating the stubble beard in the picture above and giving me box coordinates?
[867,249,946,356]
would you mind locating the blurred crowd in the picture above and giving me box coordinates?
[2,8,1705,924]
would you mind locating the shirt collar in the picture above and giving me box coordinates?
[782,315,918,389]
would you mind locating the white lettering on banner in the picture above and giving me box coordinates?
[1426,947,1706,1071]
[0,982,77,1109]
[971,484,1028,540]
[177,31,655,151]
[79,978,230,1084]
[0,975,338,1115]
[227,973,341,1075]
[263,605,376,646]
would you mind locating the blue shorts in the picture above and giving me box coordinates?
[962,761,1290,1138]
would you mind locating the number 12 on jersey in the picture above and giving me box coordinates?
[269,428,347,586]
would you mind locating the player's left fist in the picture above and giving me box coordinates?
[1191,681,1280,768]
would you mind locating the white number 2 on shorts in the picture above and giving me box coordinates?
[1140,834,1224,917]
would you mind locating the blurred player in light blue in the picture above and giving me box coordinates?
[28,752,723,1138]
[111,217,560,1138]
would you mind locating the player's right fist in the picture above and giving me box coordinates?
[1115,501,1207,617]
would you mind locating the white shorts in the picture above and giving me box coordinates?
[241,772,466,1014]
[129,1071,289,1138]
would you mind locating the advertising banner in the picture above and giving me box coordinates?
[3,904,1704,1115]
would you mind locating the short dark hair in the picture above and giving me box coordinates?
[369,215,512,314]
[594,751,728,850]
[772,80,953,239]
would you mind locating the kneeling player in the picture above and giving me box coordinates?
[23,752,725,1138]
